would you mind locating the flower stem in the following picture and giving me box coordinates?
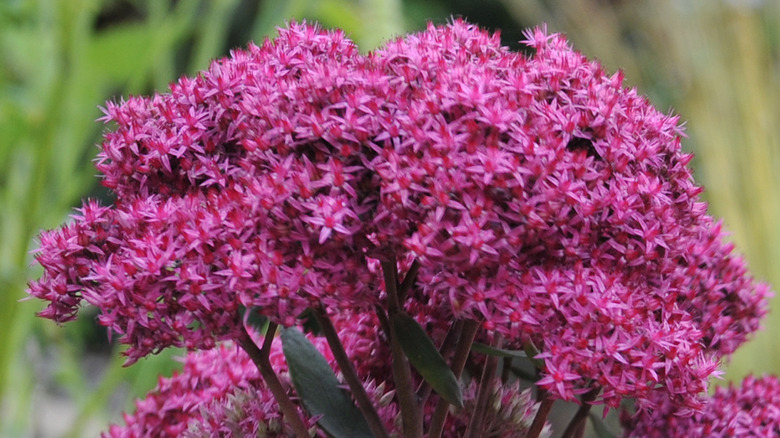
[390,320,423,438]
[527,390,554,438]
[416,319,461,404]
[450,319,481,378]
[428,319,480,438]
[397,258,421,301]
[237,324,310,438]
[560,386,601,438]
[574,420,586,438]
[382,258,401,315]
[382,258,423,438]
[313,307,390,438]
[501,357,512,383]
[463,333,502,438]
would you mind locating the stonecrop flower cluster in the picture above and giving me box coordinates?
[103,339,310,437]
[106,320,547,438]
[28,19,772,436]
[623,374,780,437]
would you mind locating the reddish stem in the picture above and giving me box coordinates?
[463,334,502,438]
[527,391,554,438]
[382,259,423,438]
[428,319,480,438]
[237,324,310,438]
[560,386,601,438]
[313,307,390,438]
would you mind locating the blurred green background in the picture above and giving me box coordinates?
[1,0,778,436]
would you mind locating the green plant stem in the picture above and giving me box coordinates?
[313,307,390,438]
[528,390,554,438]
[237,324,310,438]
[382,259,423,438]
[560,386,601,438]
[463,334,502,438]
[428,319,480,438]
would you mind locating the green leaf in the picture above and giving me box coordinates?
[281,327,373,438]
[523,341,546,369]
[471,342,528,359]
[239,306,268,333]
[589,412,618,438]
[508,363,538,382]
[390,312,463,408]
[297,308,323,335]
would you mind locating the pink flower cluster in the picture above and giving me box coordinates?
[28,19,769,414]
[102,340,310,437]
[106,323,546,437]
[623,375,780,437]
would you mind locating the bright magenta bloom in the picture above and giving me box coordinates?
[102,340,309,437]
[106,324,546,437]
[29,20,769,411]
[623,374,780,437]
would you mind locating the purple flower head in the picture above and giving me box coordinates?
[28,19,769,410]
[107,316,548,438]
[363,22,770,408]
[101,338,312,438]
[673,219,771,357]
[623,374,780,438]
[440,382,552,438]
[28,22,384,364]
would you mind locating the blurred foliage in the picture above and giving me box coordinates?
[1,0,778,436]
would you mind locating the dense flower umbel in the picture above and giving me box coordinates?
[29,20,769,409]
[102,340,314,438]
[29,24,383,364]
[623,375,780,438]
[108,323,547,437]
[442,383,551,438]
[674,220,770,357]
